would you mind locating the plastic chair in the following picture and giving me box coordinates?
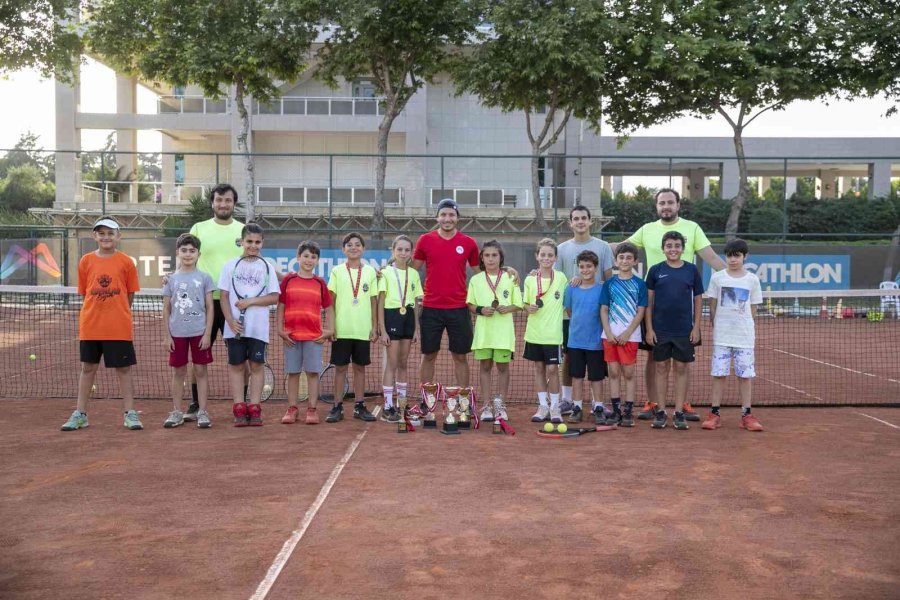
[879,281,900,318]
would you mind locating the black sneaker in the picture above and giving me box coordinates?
[651,410,668,429]
[604,410,622,427]
[673,411,689,430]
[382,406,400,423]
[325,403,344,423]
[592,406,605,425]
[619,411,635,427]
[354,403,376,422]
[183,401,200,422]
[567,405,584,423]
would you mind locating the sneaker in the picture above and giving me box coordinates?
[619,411,635,427]
[637,401,657,420]
[741,414,764,432]
[567,405,584,423]
[233,402,249,427]
[353,403,376,422]
[592,405,606,425]
[383,407,400,423]
[673,411,689,430]
[480,403,495,422]
[61,410,88,431]
[305,407,319,425]
[164,410,184,428]
[702,412,722,430]
[651,410,668,429]
[604,411,622,427]
[550,406,563,424]
[531,406,550,422]
[184,401,200,422]
[683,402,701,422]
[124,410,144,430]
[197,409,212,429]
[379,406,394,422]
[247,403,263,426]
[557,399,575,415]
[326,404,344,423]
[282,405,299,424]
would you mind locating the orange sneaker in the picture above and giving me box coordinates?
[741,414,764,431]
[305,407,319,425]
[637,401,657,420]
[702,412,721,430]
[281,405,299,424]
[683,402,701,422]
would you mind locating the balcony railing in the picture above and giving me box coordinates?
[253,96,388,117]
[157,96,229,114]
[257,185,402,206]
[429,187,581,209]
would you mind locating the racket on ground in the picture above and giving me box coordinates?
[536,424,617,439]
[284,370,310,403]
[230,256,271,340]
[246,363,276,402]
[317,363,349,403]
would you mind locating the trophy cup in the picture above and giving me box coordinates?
[442,386,460,435]
[421,382,440,428]
[397,395,409,433]
[491,397,503,434]
[457,387,473,429]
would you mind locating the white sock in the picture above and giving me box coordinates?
[574,400,583,408]
[550,393,560,409]
[537,392,549,407]
[383,386,394,408]
[592,401,606,410]
[561,385,572,402]
[396,382,407,399]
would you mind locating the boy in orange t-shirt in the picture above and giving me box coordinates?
[61,217,142,431]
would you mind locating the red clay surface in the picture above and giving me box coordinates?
[2,401,899,599]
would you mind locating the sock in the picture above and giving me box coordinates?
[711,406,721,416]
[561,385,572,402]
[674,410,684,418]
[538,392,549,407]
[549,393,560,409]
[742,406,752,416]
[191,384,199,405]
[592,400,606,411]
[396,382,408,399]
[383,386,394,408]
[611,398,621,413]
[243,385,249,401]
[624,401,634,414]
[574,400,583,408]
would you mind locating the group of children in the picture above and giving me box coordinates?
[62,216,764,433]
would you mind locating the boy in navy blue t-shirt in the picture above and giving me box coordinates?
[645,231,704,431]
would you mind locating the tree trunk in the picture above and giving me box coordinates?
[531,150,548,232]
[725,126,749,240]
[234,79,255,221]
[374,107,398,238]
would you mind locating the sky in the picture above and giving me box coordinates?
[1,57,897,153]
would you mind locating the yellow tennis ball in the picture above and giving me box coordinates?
[263,384,272,393]
[543,422,554,432]
[28,354,36,361]
[557,423,568,433]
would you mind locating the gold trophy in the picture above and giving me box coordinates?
[397,395,408,433]
[421,382,439,428]
[442,386,460,435]
[457,387,473,429]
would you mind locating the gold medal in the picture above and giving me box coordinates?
[491,299,499,309]
[399,306,407,315]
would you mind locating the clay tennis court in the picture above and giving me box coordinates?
[2,401,899,599]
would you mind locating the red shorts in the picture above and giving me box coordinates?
[169,335,214,368]
[602,340,639,365]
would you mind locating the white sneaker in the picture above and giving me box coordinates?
[557,399,575,415]
[163,410,184,428]
[497,402,509,422]
[480,403,495,422]
[531,406,550,422]
[550,406,563,423]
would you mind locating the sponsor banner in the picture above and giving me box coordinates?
[263,248,391,280]
[702,254,850,290]
[0,239,64,285]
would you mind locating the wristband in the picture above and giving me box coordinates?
[475,306,483,315]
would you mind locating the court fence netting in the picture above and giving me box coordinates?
[1,285,898,407]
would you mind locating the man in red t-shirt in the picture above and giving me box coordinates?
[412,199,480,387]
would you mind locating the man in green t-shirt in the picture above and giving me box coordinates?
[619,188,726,422]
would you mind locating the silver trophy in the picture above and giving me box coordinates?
[457,387,473,429]
[442,386,460,435]
[421,382,439,428]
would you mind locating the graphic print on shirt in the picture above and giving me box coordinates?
[721,286,750,312]
[90,273,120,301]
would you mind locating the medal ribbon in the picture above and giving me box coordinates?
[392,265,408,308]
[347,263,362,301]
[536,270,554,300]
[485,271,501,305]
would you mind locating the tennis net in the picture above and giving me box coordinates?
[1,285,898,406]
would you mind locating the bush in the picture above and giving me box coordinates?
[748,206,785,235]
[0,165,54,212]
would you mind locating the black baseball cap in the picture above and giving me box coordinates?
[436,198,459,215]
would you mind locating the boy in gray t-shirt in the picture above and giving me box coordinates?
[162,233,216,428]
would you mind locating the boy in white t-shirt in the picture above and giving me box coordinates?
[703,238,764,432]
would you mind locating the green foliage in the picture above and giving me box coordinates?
[0,133,54,180]
[748,206,785,235]
[0,0,82,81]
[0,165,55,212]
[162,192,210,235]
[0,208,46,225]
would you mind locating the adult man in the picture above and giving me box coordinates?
[623,188,726,421]
[183,183,244,420]
[556,205,614,423]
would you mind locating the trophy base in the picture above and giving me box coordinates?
[492,422,503,434]
[441,424,460,435]
[423,419,437,428]
[457,420,471,429]
[397,423,409,433]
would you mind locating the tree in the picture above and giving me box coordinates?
[87,0,319,218]
[0,165,55,212]
[0,132,54,180]
[603,0,843,238]
[451,0,610,230]
[0,0,82,81]
[317,0,483,233]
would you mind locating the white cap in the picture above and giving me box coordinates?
[92,217,120,230]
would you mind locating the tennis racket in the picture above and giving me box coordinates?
[230,256,271,340]
[246,363,276,402]
[536,424,617,439]
[317,363,350,404]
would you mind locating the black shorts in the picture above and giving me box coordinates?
[652,337,696,363]
[567,348,607,381]
[210,299,226,344]
[420,307,472,355]
[79,340,137,368]
[523,342,561,365]
[562,319,570,354]
[639,321,652,352]
[331,338,371,366]
[384,308,416,340]
[225,337,267,365]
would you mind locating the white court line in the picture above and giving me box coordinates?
[759,376,823,402]
[773,348,900,385]
[855,412,900,430]
[249,407,379,600]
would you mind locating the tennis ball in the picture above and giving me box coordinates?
[28,354,36,361]
[557,423,568,433]
[263,384,272,394]
[543,422,554,432]
[91,385,97,392]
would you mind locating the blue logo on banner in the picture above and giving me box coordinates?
[263,248,392,280]
[703,255,850,291]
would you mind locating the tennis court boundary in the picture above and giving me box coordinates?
[854,412,900,430]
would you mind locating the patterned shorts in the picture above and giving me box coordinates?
[710,345,756,378]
